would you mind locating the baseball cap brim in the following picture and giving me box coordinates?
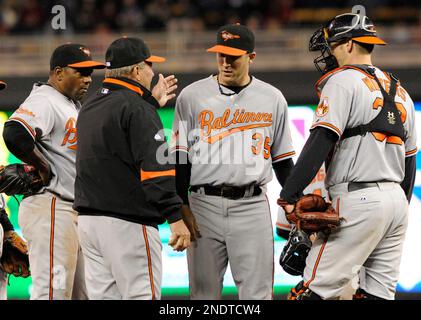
[0,81,6,90]
[68,60,106,69]
[353,36,387,45]
[207,45,247,56]
[145,55,166,63]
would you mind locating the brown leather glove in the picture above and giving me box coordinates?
[181,205,201,242]
[0,230,30,277]
[278,194,342,233]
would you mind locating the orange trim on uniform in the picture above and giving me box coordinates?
[103,78,144,96]
[206,45,247,56]
[276,222,292,230]
[315,65,378,97]
[140,169,175,182]
[49,196,56,300]
[142,225,156,300]
[304,195,335,289]
[406,148,418,156]
[8,117,36,138]
[272,151,296,162]
[311,122,342,137]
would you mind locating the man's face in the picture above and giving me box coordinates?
[216,53,254,86]
[137,61,154,90]
[60,67,93,101]
[329,40,350,67]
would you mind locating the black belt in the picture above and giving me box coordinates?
[347,182,378,192]
[190,185,262,200]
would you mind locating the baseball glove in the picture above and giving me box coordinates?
[278,194,342,233]
[0,231,30,277]
[279,226,312,276]
[0,164,43,196]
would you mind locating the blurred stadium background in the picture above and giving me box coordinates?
[0,0,420,299]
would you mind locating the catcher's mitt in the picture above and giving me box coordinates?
[0,163,43,196]
[278,194,342,233]
[0,231,30,277]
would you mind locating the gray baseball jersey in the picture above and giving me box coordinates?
[8,83,80,201]
[171,75,295,185]
[312,66,417,187]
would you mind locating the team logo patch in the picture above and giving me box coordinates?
[221,31,240,42]
[316,98,329,118]
[80,46,91,57]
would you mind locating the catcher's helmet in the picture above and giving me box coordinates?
[309,13,386,74]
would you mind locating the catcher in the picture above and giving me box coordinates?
[279,11,416,300]
[0,193,30,300]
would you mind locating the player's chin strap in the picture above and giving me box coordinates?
[341,65,406,142]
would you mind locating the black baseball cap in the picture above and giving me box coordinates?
[0,81,6,90]
[207,23,255,56]
[50,43,105,70]
[105,37,165,69]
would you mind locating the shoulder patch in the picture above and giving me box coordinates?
[315,97,329,118]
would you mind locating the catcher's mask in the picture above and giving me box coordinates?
[309,13,386,74]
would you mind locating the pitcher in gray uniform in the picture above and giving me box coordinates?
[279,12,417,300]
[2,44,105,299]
[171,24,295,299]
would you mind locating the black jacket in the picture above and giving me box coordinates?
[74,77,182,228]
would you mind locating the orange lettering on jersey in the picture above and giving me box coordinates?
[61,117,77,150]
[397,87,407,102]
[362,77,379,92]
[15,106,35,117]
[198,108,273,144]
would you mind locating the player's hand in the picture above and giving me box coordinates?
[181,205,201,242]
[152,74,178,107]
[168,219,191,252]
[284,204,295,215]
[37,164,52,186]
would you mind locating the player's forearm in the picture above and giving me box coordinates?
[401,155,416,203]
[175,151,191,205]
[280,127,338,203]
[273,158,294,187]
[0,209,14,232]
[3,121,36,160]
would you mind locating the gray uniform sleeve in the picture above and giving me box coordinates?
[404,97,417,158]
[311,79,353,138]
[271,94,295,163]
[7,95,55,140]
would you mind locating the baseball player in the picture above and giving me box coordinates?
[2,44,105,299]
[74,37,190,300]
[279,12,417,300]
[171,24,295,300]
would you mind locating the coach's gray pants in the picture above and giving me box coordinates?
[78,215,162,300]
[188,189,274,300]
